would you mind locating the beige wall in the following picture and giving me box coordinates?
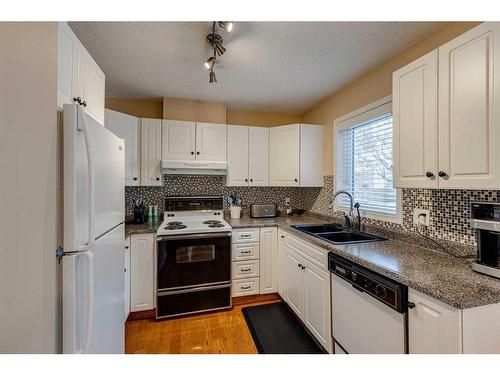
[226,108,301,127]
[301,22,481,175]
[0,22,58,353]
[106,96,303,127]
[105,97,163,118]
[163,97,226,123]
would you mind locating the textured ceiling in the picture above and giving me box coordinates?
[69,21,441,114]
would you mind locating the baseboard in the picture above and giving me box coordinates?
[232,293,282,306]
[127,308,156,321]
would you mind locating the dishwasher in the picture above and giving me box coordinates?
[328,253,408,354]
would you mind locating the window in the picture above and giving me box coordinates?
[335,97,401,223]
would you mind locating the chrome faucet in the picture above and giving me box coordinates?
[330,190,361,231]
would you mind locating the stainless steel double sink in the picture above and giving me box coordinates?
[291,223,386,245]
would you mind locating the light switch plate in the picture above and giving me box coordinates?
[413,208,430,226]
[285,197,291,206]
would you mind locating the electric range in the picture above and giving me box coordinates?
[156,196,232,319]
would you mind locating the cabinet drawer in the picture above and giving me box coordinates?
[232,260,260,279]
[232,242,260,261]
[232,228,260,243]
[285,233,327,271]
[232,277,259,297]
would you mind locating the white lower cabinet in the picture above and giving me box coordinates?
[259,227,278,294]
[231,228,261,297]
[124,236,131,320]
[280,231,332,353]
[408,288,462,354]
[130,233,155,312]
[277,229,287,299]
[232,278,260,297]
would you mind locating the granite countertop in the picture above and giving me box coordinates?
[125,221,162,238]
[125,215,500,309]
[227,215,500,309]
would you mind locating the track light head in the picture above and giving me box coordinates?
[209,69,217,83]
[204,56,216,70]
[214,43,226,56]
[218,21,234,32]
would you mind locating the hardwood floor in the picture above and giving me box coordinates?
[125,294,281,354]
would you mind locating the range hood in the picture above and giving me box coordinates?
[162,160,228,175]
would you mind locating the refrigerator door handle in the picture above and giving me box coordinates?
[80,250,95,354]
[62,250,94,354]
[76,106,96,251]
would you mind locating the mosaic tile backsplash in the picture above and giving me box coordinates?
[125,175,322,221]
[125,174,499,250]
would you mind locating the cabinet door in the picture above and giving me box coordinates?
[195,122,227,161]
[227,125,249,186]
[269,124,300,186]
[80,48,105,125]
[140,118,162,186]
[249,127,269,186]
[303,258,331,352]
[124,237,131,320]
[393,50,438,188]
[299,125,324,187]
[161,120,196,160]
[105,109,140,186]
[408,288,462,354]
[259,227,278,294]
[284,248,304,319]
[277,229,287,299]
[130,234,155,312]
[438,22,500,189]
[57,23,77,108]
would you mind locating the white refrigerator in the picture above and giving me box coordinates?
[62,104,125,354]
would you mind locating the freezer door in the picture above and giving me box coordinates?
[62,224,125,354]
[64,104,124,252]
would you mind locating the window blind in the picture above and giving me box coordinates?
[336,113,397,216]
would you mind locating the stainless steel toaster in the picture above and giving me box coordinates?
[250,204,277,218]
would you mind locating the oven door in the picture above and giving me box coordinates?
[157,232,231,290]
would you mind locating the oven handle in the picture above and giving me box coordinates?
[157,283,231,296]
[157,232,232,241]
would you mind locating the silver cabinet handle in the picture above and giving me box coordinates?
[240,250,251,254]
[241,234,252,238]
[241,286,251,290]
[241,268,251,272]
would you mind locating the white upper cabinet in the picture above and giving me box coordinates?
[393,50,438,188]
[227,125,250,185]
[270,125,300,186]
[141,118,162,186]
[394,22,500,189]
[438,22,500,189]
[161,120,196,160]
[249,127,269,186]
[269,124,324,187]
[195,122,227,161]
[105,109,141,186]
[57,22,105,124]
[227,125,269,186]
[160,121,226,161]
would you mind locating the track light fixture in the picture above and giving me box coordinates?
[203,21,234,83]
[204,56,215,70]
[217,21,234,32]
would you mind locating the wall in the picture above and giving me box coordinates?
[226,108,301,127]
[163,97,226,123]
[0,22,58,353]
[301,22,481,175]
[105,97,163,118]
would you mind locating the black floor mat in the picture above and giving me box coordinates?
[242,302,323,354]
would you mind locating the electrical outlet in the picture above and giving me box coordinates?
[285,197,291,206]
[413,208,430,226]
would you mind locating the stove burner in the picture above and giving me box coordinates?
[208,223,224,228]
[164,224,187,230]
[167,221,183,225]
[203,220,221,225]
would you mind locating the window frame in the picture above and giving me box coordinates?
[333,95,402,224]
